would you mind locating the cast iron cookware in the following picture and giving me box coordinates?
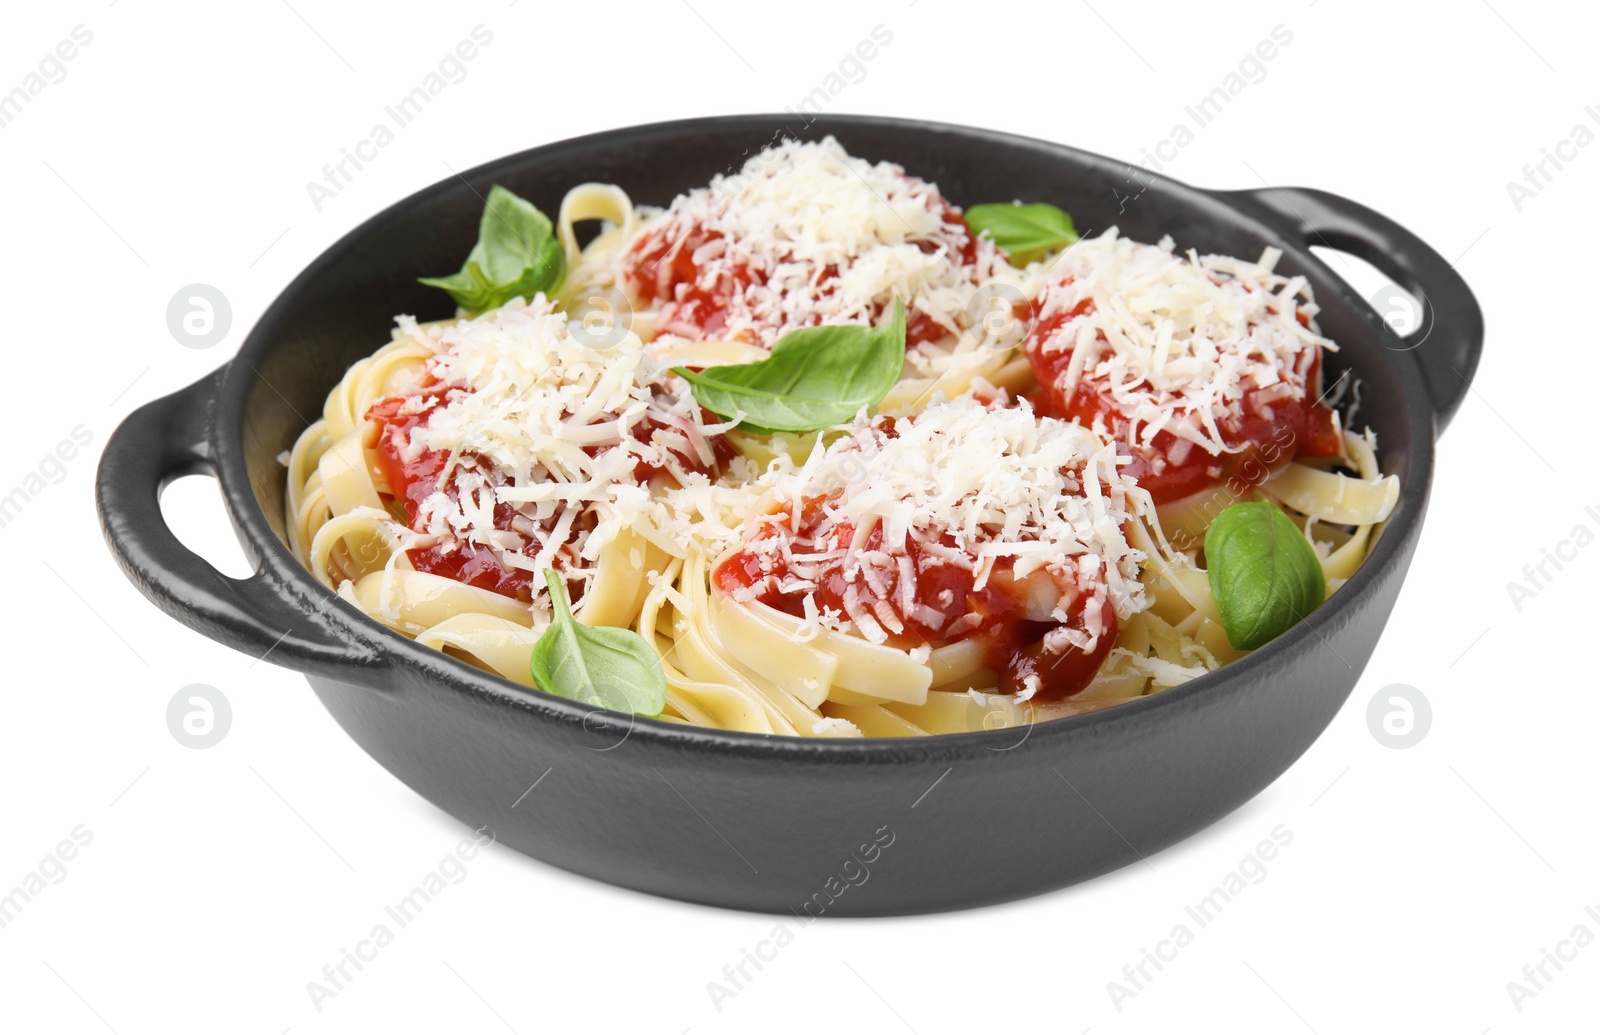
[98,116,1482,915]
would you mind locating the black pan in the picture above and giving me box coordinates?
[96,115,1482,915]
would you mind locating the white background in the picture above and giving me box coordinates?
[2,0,1594,1031]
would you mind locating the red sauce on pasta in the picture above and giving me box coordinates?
[618,201,979,349]
[365,390,537,599]
[1024,297,1342,504]
[366,389,734,601]
[713,497,1118,702]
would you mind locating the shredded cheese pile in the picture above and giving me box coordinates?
[733,396,1150,646]
[627,136,1018,346]
[386,300,757,588]
[1032,230,1332,456]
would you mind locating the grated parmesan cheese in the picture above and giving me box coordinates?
[619,136,1021,347]
[376,298,761,610]
[730,396,1150,646]
[1030,229,1333,456]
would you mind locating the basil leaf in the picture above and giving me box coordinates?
[419,185,566,313]
[964,202,1079,266]
[1204,501,1327,651]
[673,299,907,434]
[529,570,666,717]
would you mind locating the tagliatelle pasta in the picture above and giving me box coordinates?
[284,136,1399,738]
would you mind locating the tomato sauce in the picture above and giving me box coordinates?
[366,390,539,600]
[1024,297,1341,505]
[621,226,751,342]
[714,498,1118,702]
[618,197,980,349]
[365,388,735,602]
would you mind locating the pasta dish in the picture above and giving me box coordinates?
[283,137,1398,737]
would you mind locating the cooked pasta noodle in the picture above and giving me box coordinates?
[283,137,1399,738]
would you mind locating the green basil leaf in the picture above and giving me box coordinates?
[529,570,665,717]
[964,202,1079,266]
[419,185,566,313]
[672,299,907,434]
[1205,501,1327,651]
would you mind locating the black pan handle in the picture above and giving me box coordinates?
[1219,186,1484,435]
[96,368,384,679]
